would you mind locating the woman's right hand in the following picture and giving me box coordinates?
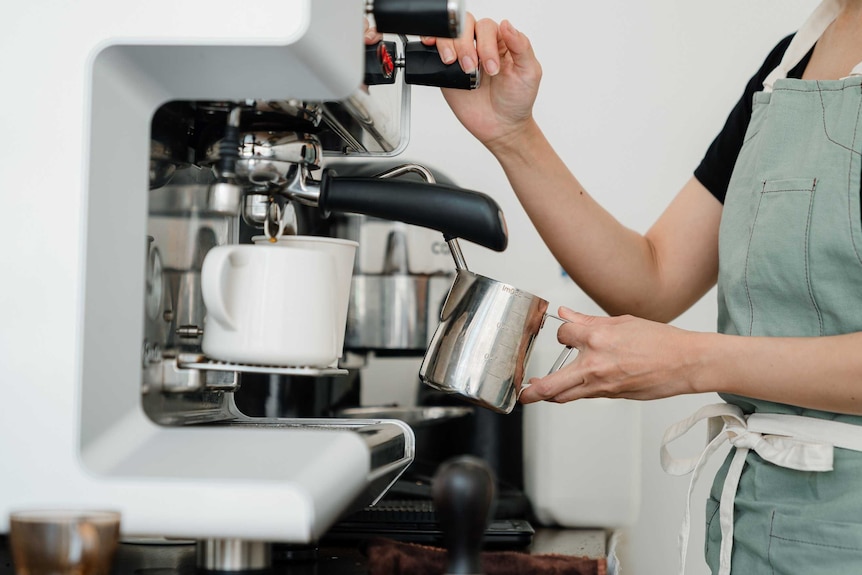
[423,15,543,153]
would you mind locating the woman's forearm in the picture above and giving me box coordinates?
[488,120,720,321]
[694,330,862,415]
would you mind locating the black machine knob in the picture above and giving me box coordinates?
[432,456,497,575]
[364,41,398,86]
[364,41,480,90]
[368,0,464,38]
[403,42,480,89]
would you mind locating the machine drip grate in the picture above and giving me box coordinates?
[325,499,534,547]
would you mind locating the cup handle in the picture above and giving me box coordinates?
[200,246,236,331]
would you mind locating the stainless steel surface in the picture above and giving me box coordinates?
[207,181,243,215]
[180,358,348,377]
[196,539,272,572]
[197,100,322,125]
[197,81,409,157]
[447,238,468,271]
[345,273,451,352]
[283,163,323,206]
[419,270,550,414]
[447,0,465,38]
[147,355,204,393]
[255,99,322,125]
[373,162,435,182]
[225,407,416,512]
[149,182,240,218]
[319,82,410,156]
[242,195,299,234]
[176,325,204,338]
[145,354,239,394]
[337,405,473,427]
[205,131,323,189]
[337,163,454,353]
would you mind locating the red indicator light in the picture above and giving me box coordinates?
[378,43,395,78]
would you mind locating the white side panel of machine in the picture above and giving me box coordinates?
[0,0,387,541]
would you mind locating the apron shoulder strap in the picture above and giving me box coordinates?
[762,0,844,92]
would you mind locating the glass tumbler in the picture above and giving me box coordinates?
[9,510,121,575]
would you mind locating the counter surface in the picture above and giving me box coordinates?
[0,529,607,575]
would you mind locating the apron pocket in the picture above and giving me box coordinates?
[745,178,820,336]
[768,510,862,574]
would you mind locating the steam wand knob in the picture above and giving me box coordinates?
[365,41,480,90]
[366,0,464,38]
[432,456,496,575]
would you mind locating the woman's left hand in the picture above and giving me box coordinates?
[519,307,705,404]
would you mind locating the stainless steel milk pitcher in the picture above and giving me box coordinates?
[419,267,574,414]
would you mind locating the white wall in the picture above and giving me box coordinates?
[364,1,819,573]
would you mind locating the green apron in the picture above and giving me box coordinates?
[662,1,862,573]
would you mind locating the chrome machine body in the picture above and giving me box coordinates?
[0,0,504,557]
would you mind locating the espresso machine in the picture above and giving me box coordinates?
[0,0,514,568]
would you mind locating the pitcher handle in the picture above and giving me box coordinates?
[548,346,575,375]
[544,313,576,375]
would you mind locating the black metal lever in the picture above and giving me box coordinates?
[365,41,480,90]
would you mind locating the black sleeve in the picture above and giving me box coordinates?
[694,34,797,203]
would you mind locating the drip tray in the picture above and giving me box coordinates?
[324,499,535,548]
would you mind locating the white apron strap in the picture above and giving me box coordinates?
[762,0,844,92]
[661,403,862,575]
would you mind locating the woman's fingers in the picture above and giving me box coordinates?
[452,11,478,72]
[499,19,541,81]
[425,12,508,75]
[364,19,382,44]
[474,18,501,76]
[519,368,587,404]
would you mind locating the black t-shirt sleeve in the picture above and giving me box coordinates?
[694,34,800,203]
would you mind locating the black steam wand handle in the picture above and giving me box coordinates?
[318,170,508,252]
[432,456,497,575]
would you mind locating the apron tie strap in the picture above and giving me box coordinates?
[762,0,844,92]
[660,403,862,575]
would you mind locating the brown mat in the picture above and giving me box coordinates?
[365,538,607,575]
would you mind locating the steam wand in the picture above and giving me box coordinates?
[370,164,469,270]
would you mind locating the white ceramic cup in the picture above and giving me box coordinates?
[252,235,358,359]
[201,244,338,367]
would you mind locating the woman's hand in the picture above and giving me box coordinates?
[519,307,706,404]
[422,15,543,152]
[364,19,383,45]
